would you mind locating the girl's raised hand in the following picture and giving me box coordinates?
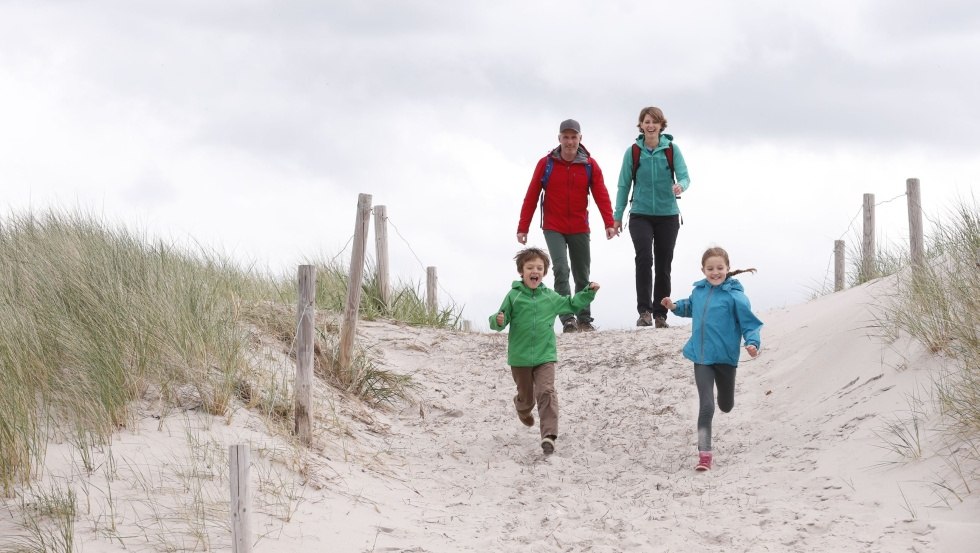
[745,344,759,358]
[660,297,675,310]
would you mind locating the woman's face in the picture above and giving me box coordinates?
[640,114,663,137]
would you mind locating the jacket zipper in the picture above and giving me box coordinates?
[698,286,715,363]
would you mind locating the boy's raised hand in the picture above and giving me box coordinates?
[496,311,505,326]
[588,282,600,291]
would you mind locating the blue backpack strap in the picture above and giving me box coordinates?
[538,157,554,228]
[540,157,555,189]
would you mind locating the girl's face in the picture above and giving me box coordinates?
[640,114,663,138]
[520,257,546,289]
[702,255,729,286]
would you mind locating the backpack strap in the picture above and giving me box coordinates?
[631,144,641,183]
[540,157,555,189]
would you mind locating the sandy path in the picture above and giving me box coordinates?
[352,314,943,552]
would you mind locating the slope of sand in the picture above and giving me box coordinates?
[2,275,978,552]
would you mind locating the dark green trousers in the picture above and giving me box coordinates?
[543,230,592,324]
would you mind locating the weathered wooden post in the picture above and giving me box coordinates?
[229,444,251,553]
[834,240,845,292]
[906,178,924,267]
[340,193,372,374]
[294,265,315,445]
[373,205,391,310]
[462,320,472,332]
[862,193,875,281]
[426,266,438,314]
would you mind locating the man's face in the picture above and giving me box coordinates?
[559,130,581,156]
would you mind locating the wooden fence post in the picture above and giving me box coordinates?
[426,266,438,314]
[373,205,391,310]
[906,178,924,267]
[229,444,251,553]
[462,320,472,333]
[834,240,845,292]
[340,193,372,374]
[862,193,875,281]
[294,265,315,446]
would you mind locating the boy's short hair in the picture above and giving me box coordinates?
[514,247,550,275]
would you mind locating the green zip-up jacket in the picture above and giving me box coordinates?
[613,133,690,222]
[489,281,597,367]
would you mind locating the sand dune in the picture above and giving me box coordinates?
[2,274,977,552]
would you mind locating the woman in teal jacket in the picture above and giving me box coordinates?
[662,247,762,472]
[613,106,691,329]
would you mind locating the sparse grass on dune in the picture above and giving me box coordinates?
[886,201,980,432]
[868,198,980,501]
[0,208,453,500]
[298,259,462,328]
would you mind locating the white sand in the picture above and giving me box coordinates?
[2,274,978,552]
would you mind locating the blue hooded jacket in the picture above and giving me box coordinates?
[670,277,763,366]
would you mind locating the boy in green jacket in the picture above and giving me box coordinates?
[490,247,600,454]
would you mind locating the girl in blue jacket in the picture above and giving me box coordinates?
[661,247,763,471]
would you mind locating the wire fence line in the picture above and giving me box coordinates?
[385,214,460,308]
[818,182,946,293]
[316,210,462,311]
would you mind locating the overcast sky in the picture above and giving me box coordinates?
[3,1,978,331]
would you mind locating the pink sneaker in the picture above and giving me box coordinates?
[695,451,712,471]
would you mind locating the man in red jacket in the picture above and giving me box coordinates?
[516,119,617,333]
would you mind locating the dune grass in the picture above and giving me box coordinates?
[869,199,980,500]
[0,209,458,499]
[886,201,980,433]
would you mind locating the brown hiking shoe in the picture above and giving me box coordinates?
[637,312,653,327]
[577,321,596,332]
[654,316,669,328]
[562,320,578,333]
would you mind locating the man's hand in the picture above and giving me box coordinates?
[605,227,618,240]
[516,233,528,245]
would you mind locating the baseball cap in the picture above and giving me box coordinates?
[559,119,581,133]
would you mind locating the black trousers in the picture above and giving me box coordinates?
[628,214,680,318]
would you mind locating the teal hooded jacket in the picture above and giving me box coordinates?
[614,133,690,222]
[489,281,596,367]
[670,277,762,367]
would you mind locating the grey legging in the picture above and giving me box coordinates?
[695,363,737,452]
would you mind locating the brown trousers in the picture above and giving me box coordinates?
[511,362,558,438]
